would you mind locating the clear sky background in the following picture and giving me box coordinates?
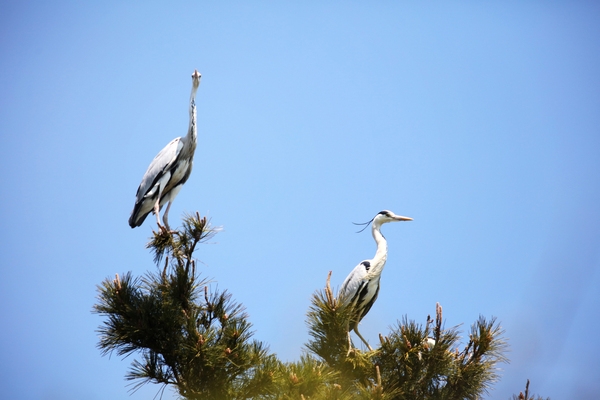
[1,2,599,399]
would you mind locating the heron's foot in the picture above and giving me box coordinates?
[156,219,171,231]
[154,222,173,236]
[160,221,175,234]
[162,225,177,235]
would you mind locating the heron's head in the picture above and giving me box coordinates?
[191,70,201,88]
[354,210,412,232]
[374,210,413,225]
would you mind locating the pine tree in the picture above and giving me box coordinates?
[305,273,508,399]
[94,214,279,399]
[94,212,544,399]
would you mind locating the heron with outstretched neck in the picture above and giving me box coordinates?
[338,210,412,352]
[129,70,201,231]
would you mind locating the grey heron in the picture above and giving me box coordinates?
[338,210,412,352]
[129,70,201,230]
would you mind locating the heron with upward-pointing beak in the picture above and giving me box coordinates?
[338,210,412,352]
[129,70,201,231]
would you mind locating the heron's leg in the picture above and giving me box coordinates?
[162,201,173,231]
[154,197,163,229]
[346,331,354,356]
[354,326,373,352]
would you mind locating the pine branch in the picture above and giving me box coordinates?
[305,271,509,400]
[146,212,220,265]
[94,212,275,400]
[305,271,373,386]
[270,354,341,399]
[511,379,550,400]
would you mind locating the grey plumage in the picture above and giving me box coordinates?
[339,210,412,351]
[129,70,201,230]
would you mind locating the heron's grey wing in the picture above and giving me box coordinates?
[356,281,380,320]
[128,138,183,228]
[135,137,183,202]
[339,261,370,305]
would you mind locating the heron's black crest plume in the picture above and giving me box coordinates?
[352,217,374,233]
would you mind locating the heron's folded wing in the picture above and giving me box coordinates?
[135,138,183,200]
[339,261,369,305]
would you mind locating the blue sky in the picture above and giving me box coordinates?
[1,2,599,399]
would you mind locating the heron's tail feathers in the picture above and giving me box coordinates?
[129,198,157,228]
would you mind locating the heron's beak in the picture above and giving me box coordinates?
[192,70,201,80]
[394,216,413,221]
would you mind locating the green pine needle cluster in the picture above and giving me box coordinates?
[94,214,275,399]
[305,277,508,400]
[94,212,543,400]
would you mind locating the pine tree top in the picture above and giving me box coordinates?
[94,212,543,400]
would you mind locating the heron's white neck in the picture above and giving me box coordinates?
[185,86,199,146]
[369,222,388,275]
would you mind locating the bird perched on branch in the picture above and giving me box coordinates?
[129,70,201,231]
[339,210,412,352]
